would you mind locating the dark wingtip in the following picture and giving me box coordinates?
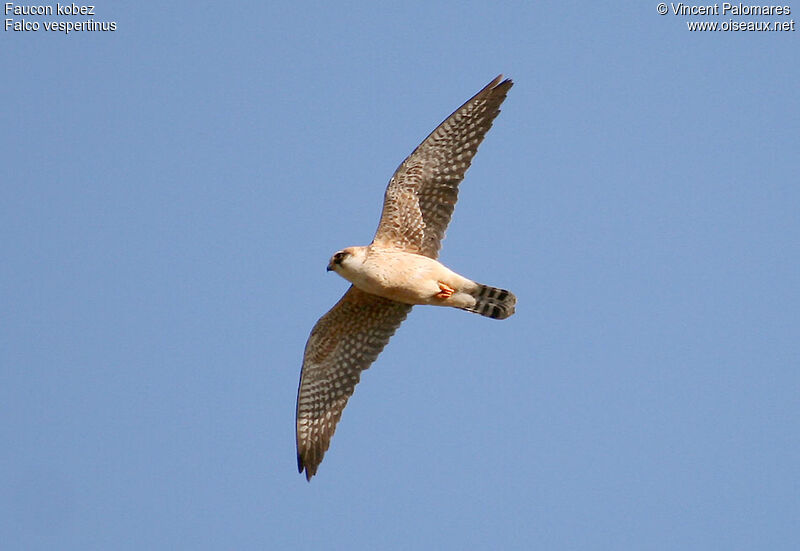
[479,75,512,108]
[297,454,316,482]
[490,74,513,89]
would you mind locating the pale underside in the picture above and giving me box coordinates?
[296,75,513,480]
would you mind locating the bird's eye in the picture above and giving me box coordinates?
[334,252,346,264]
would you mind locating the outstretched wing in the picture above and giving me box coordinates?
[296,286,412,480]
[372,75,513,258]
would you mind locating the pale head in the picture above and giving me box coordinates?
[326,246,367,276]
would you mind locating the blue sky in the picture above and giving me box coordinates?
[2,2,798,549]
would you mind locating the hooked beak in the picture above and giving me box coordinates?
[326,261,334,272]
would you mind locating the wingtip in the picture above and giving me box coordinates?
[297,454,316,482]
[490,74,513,88]
[480,75,513,99]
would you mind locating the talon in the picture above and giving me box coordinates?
[435,282,455,300]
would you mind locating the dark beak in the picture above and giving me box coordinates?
[326,262,333,272]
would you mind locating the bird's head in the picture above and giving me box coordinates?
[326,246,366,275]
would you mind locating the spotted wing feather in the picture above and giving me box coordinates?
[372,75,513,258]
[296,286,412,480]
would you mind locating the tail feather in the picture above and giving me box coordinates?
[461,284,516,319]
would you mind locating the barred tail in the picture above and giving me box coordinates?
[460,284,516,320]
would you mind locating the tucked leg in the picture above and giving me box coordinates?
[435,282,455,300]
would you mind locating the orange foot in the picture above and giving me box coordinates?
[435,282,455,300]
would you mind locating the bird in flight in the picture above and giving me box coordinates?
[296,75,516,480]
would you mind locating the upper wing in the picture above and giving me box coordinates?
[296,286,412,480]
[372,75,513,258]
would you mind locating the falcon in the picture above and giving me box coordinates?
[296,75,516,480]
